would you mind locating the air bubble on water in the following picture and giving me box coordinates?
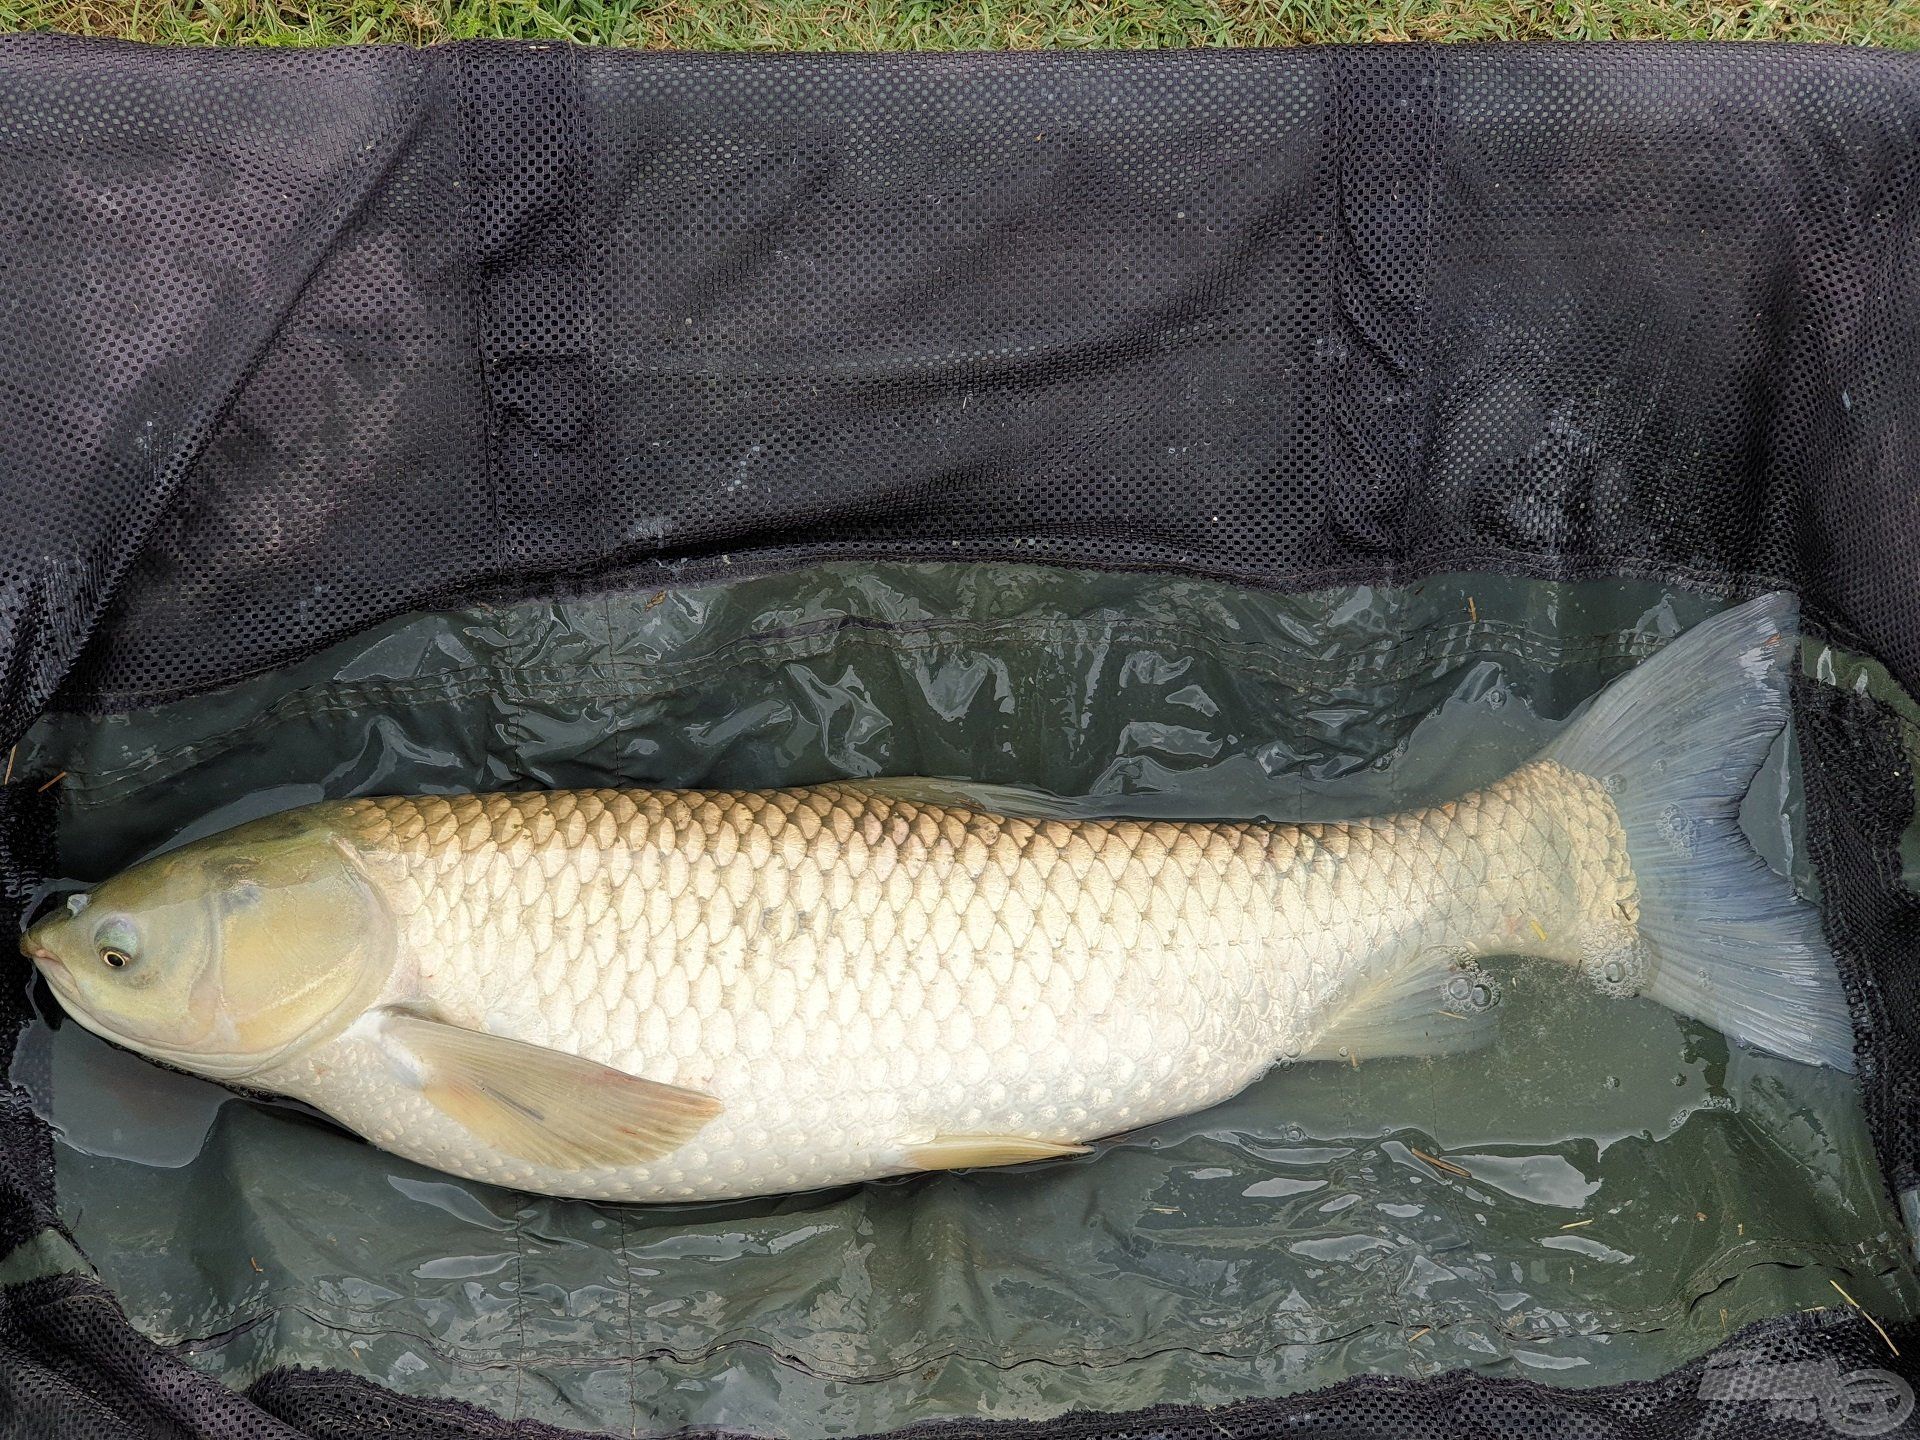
[1657,804,1696,857]
[1443,966,1497,1012]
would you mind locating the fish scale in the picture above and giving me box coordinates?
[240,765,1628,1201]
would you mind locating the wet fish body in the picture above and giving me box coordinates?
[23,595,1854,1201]
[280,764,1606,1199]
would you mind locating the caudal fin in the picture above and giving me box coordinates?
[1542,594,1855,1071]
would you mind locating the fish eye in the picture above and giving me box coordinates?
[92,917,140,971]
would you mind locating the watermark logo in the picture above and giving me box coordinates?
[1699,1353,1913,1436]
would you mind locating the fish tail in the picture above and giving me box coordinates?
[1540,593,1855,1071]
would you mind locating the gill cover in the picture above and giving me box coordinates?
[192,814,395,1067]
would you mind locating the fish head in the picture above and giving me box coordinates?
[21,812,392,1080]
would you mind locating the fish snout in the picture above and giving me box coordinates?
[25,945,64,974]
[20,932,68,984]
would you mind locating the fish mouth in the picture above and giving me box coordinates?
[22,944,67,986]
[22,945,90,1022]
[25,949,94,1029]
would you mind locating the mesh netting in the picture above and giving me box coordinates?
[0,40,1911,722]
[1795,678,1920,1226]
[0,31,1917,1440]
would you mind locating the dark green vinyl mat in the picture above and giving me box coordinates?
[7,565,1917,1436]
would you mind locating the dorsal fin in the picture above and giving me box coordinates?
[849,777,1090,821]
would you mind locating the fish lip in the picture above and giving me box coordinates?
[22,945,66,983]
[25,949,88,1023]
[23,946,82,1014]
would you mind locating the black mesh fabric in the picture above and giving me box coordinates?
[1,31,1919,1440]
[0,38,1909,722]
[1795,678,1920,1217]
[0,784,58,1263]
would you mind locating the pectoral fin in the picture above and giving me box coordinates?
[905,1134,1092,1171]
[381,1012,722,1171]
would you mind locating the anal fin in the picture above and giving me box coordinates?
[1302,949,1502,1064]
[905,1134,1092,1171]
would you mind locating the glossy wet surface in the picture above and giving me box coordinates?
[9,566,1917,1435]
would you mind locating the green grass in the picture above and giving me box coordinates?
[0,0,1915,49]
